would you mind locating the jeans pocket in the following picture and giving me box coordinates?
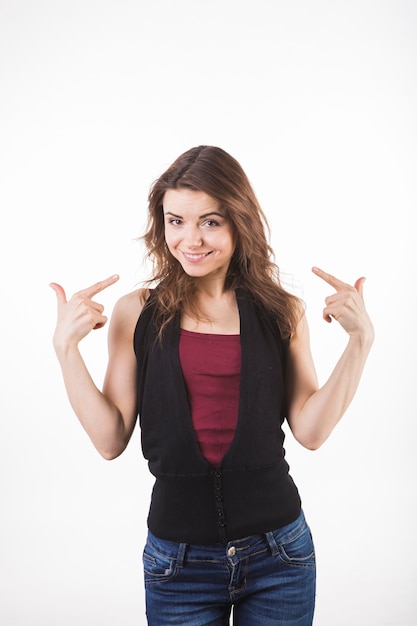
[276,523,316,569]
[142,540,178,584]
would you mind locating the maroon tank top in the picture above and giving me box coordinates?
[179,329,241,466]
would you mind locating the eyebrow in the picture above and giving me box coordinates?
[164,211,226,219]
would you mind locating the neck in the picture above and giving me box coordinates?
[194,275,229,300]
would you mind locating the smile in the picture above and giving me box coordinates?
[182,251,212,262]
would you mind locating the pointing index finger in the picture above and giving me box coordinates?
[312,267,349,291]
[78,274,120,298]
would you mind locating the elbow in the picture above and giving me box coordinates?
[93,424,133,460]
[100,449,122,461]
[293,430,329,451]
[301,439,323,452]
[288,415,333,451]
[96,441,127,461]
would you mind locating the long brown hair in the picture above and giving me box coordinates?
[142,146,302,338]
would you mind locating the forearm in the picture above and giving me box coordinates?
[290,333,373,450]
[55,345,128,459]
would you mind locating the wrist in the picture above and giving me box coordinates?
[348,322,375,351]
[53,334,80,361]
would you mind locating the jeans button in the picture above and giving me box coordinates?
[227,546,236,557]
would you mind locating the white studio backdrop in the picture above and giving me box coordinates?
[1,1,416,624]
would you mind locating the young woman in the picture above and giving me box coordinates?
[50,145,374,625]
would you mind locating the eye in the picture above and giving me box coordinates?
[167,218,182,226]
[203,219,220,227]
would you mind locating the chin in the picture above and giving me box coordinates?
[182,267,209,278]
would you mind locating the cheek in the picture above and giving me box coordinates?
[222,233,235,253]
[164,231,177,252]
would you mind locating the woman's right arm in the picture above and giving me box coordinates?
[50,275,145,459]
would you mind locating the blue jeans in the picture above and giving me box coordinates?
[143,510,316,625]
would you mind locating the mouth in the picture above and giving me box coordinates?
[181,251,212,262]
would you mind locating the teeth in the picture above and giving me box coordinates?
[184,252,208,259]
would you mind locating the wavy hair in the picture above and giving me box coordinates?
[142,146,302,338]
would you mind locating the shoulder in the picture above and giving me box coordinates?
[109,288,151,338]
[114,287,150,315]
[287,309,313,364]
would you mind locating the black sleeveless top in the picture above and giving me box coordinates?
[134,289,301,544]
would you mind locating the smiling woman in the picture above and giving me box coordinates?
[163,188,235,281]
[50,145,374,625]
[142,146,303,341]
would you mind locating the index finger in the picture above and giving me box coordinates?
[312,266,350,291]
[77,274,120,299]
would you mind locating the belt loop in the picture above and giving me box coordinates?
[177,542,187,567]
[265,531,279,557]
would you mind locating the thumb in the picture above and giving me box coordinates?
[49,282,67,306]
[354,276,366,298]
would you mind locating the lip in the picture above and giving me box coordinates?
[181,251,212,263]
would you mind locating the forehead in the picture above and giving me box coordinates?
[163,188,220,214]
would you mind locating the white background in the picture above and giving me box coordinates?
[1,1,416,624]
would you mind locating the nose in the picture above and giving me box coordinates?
[184,225,203,248]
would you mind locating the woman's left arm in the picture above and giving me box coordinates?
[285,267,375,450]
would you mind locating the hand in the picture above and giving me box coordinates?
[50,275,120,352]
[312,267,374,342]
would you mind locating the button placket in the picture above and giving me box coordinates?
[213,469,227,542]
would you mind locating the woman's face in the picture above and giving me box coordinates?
[163,188,235,281]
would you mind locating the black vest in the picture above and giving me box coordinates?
[134,289,301,544]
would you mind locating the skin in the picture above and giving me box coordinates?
[163,188,239,333]
[163,189,236,285]
[50,189,374,459]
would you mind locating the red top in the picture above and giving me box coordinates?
[179,329,241,467]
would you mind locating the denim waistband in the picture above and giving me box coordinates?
[145,509,307,566]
